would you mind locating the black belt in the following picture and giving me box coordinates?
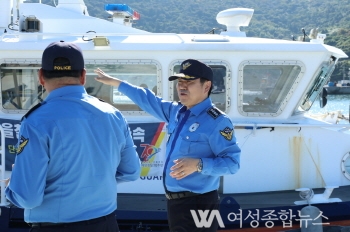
[165,191,201,200]
[30,211,115,228]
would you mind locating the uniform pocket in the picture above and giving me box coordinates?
[178,132,200,155]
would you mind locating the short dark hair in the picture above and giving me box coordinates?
[200,77,212,97]
[42,57,82,79]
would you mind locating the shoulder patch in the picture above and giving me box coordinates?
[220,127,234,141]
[21,102,42,121]
[16,136,29,155]
[207,107,222,119]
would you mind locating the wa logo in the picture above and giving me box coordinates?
[190,210,225,228]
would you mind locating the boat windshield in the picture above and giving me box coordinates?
[298,57,336,111]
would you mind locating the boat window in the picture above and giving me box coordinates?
[299,57,336,111]
[1,60,160,114]
[342,152,350,181]
[238,61,304,117]
[0,63,44,112]
[85,61,160,112]
[169,61,230,112]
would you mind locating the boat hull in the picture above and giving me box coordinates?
[1,186,350,231]
[324,86,350,95]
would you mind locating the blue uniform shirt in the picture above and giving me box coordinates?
[5,85,141,223]
[118,82,240,194]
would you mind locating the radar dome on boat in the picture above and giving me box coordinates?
[216,8,254,37]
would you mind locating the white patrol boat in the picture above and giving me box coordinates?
[0,0,350,231]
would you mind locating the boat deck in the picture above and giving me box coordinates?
[1,186,350,231]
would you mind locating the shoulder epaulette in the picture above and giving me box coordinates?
[207,107,223,119]
[21,102,42,121]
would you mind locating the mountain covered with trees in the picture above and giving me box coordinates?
[33,0,350,81]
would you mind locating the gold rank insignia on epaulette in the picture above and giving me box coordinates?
[21,102,43,121]
[16,136,29,155]
[207,107,222,119]
[220,127,234,141]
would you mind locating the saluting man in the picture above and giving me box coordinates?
[95,59,241,232]
[5,41,141,232]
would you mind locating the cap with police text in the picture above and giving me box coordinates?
[42,41,84,71]
[168,59,213,82]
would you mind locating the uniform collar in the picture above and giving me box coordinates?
[45,85,87,101]
[187,97,213,116]
[179,105,188,113]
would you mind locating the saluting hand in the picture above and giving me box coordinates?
[170,158,200,180]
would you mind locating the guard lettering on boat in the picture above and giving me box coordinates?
[220,127,233,141]
[16,136,29,155]
[207,107,222,119]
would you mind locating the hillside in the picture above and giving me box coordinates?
[31,0,350,81]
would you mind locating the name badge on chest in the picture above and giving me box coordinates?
[189,123,199,132]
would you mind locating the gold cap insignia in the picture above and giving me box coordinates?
[220,127,233,141]
[182,62,191,70]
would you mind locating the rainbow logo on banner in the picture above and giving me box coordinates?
[139,122,166,176]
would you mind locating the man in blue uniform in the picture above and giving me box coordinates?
[94,59,241,232]
[5,41,141,232]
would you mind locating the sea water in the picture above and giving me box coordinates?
[308,94,350,124]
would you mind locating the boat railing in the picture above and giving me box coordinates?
[0,32,185,43]
[0,125,7,206]
[235,122,350,135]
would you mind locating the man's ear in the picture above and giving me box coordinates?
[80,69,86,85]
[205,81,212,93]
[38,69,45,86]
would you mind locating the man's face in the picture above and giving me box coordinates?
[176,78,211,109]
